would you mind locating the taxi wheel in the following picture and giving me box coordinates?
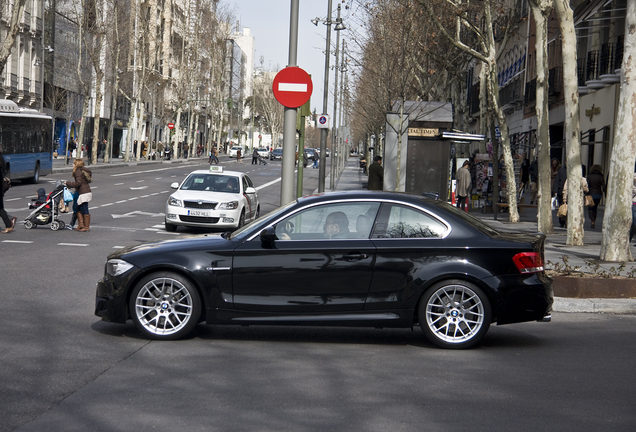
[165,221,177,232]
[238,210,246,228]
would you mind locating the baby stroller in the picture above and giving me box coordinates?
[24,181,68,230]
[258,154,268,165]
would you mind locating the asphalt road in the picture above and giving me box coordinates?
[1,160,635,432]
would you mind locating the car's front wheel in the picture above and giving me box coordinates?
[165,220,177,232]
[418,280,491,349]
[129,272,202,340]
[237,210,246,228]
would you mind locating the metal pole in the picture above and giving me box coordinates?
[329,4,342,191]
[318,0,333,193]
[280,0,300,205]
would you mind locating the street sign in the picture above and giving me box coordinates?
[272,67,313,108]
[168,122,175,129]
[317,114,329,129]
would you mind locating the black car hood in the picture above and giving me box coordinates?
[108,233,230,260]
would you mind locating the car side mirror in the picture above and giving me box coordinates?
[245,186,256,194]
[260,226,278,243]
[170,182,179,189]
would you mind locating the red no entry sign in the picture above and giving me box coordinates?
[272,67,313,108]
[167,122,175,129]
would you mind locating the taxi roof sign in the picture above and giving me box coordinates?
[209,165,223,173]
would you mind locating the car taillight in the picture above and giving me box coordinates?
[513,252,544,274]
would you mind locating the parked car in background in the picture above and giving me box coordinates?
[228,146,243,158]
[164,167,259,232]
[97,191,552,349]
[257,147,269,159]
[270,148,283,160]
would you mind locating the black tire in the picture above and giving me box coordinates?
[30,163,40,184]
[418,279,492,349]
[129,272,202,340]
[165,220,177,232]
[237,210,246,228]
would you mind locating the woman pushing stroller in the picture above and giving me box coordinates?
[64,159,92,232]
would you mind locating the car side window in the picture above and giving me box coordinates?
[372,204,447,239]
[275,202,380,240]
[242,176,249,192]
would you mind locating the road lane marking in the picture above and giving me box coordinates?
[110,165,196,177]
[100,203,114,207]
[116,200,127,204]
[1,240,34,244]
[57,243,89,247]
[256,177,282,190]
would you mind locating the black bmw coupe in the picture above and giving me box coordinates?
[95,191,552,349]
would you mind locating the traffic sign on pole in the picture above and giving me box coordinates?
[273,67,313,108]
[168,122,175,129]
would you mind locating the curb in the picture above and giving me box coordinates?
[553,297,636,314]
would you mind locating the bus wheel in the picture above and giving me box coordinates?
[29,164,40,184]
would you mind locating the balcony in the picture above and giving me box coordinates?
[598,43,620,84]
[499,78,524,112]
[524,67,562,106]
[585,50,606,90]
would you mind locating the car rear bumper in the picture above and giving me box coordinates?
[483,272,554,325]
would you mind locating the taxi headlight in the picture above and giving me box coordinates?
[168,196,183,207]
[219,201,239,210]
[106,259,135,277]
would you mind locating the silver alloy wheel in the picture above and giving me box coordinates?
[134,277,195,336]
[425,284,486,345]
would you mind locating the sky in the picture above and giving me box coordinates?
[228,0,355,115]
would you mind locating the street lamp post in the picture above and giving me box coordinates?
[312,1,345,192]
[329,3,343,191]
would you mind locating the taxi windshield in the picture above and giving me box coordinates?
[180,174,239,193]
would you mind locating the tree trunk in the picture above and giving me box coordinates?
[530,0,554,235]
[555,0,584,246]
[600,1,636,262]
[91,69,104,165]
[484,1,519,223]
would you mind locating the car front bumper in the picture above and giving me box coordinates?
[165,204,241,228]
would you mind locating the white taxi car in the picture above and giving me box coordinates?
[165,167,260,232]
[228,146,243,158]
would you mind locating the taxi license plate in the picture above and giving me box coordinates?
[188,210,212,217]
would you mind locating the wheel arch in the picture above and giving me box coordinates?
[124,265,209,323]
[412,274,498,326]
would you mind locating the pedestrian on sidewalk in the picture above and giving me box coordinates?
[553,161,567,227]
[252,148,259,165]
[562,172,589,224]
[456,160,472,209]
[529,157,539,204]
[367,156,383,191]
[587,164,606,229]
[0,146,17,234]
[236,147,242,163]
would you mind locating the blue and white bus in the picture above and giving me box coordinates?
[0,99,53,183]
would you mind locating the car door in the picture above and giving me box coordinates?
[231,201,380,313]
[241,175,258,220]
[365,202,452,311]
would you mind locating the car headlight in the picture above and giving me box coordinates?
[218,201,239,210]
[168,195,183,207]
[106,259,135,277]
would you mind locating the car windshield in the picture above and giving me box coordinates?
[180,174,240,193]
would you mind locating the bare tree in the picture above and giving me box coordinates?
[0,0,28,75]
[600,0,636,262]
[554,0,584,245]
[529,0,554,235]
[417,0,522,222]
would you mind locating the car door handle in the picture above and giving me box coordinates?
[343,253,368,261]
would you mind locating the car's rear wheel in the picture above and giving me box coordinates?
[418,280,491,349]
[129,272,201,340]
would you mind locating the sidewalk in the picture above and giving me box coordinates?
[333,156,636,315]
[51,154,197,173]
